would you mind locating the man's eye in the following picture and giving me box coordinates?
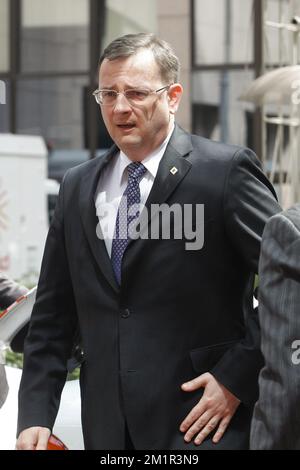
[102,91,116,98]
[126,90,149,100]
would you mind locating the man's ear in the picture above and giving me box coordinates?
[168,84,183,114]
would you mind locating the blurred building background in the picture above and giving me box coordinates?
[1,0,300,186]
[0,0,285,157]
[0,0,191,159]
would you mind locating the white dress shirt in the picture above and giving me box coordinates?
[94,125,174,256]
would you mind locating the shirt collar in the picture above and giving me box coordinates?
[118,124,175,184]
[117,152,132,185]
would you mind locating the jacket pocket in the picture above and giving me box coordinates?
[189,339,239,375]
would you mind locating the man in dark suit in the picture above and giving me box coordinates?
[16,33,280,450]
[0,272,28,408]
[250,204,300,449]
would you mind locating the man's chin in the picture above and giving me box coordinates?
[116,134,142,148]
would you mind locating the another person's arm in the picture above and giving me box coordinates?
[0,272,28,309]
[250,208,300,449]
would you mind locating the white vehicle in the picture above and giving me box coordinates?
[0,134,49,284]
[0,289,84,450]
[0,367,83,450]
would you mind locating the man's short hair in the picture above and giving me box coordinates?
[99,33,180,84]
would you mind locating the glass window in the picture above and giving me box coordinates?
[0,0,9,72]
[17,77,88,149]
[103,0,157,50]
[264,0,298,66]
[0,80,9,132]
[192,69,255,147]
[21,0,90,73]
[193,0,254,66]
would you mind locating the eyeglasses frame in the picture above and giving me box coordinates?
[92,84,172,106]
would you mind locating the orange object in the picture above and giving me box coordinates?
[47,434,68,450]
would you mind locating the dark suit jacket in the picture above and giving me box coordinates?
[250,204,300,449]
[17,125,280,449]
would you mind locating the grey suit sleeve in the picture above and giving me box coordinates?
[250,207,300,449]
[0,272,28,310]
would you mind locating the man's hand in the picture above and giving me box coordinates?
[15,426,51,450]
[180,372,240,446]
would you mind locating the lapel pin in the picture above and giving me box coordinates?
[170,166,178,175]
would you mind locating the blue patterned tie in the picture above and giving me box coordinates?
[111,162,147,284]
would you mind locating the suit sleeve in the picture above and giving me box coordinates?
[250,212,300,449]
[211,148,281,405]
[17,173,78,436]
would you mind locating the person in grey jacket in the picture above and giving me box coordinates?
[250,204,300,450]
[0,272,28,408]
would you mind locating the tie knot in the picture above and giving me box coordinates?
[127,162,147,182]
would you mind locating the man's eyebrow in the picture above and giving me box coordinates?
[98,85,115,90]
[99,84,149,90]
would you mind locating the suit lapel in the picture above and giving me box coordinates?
[79,146,120,294]
[79,125,193,291]
[143,127,192,224]
[123,125,193,271]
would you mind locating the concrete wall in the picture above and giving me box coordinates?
[157,0,192,132]
[0,0,9,72]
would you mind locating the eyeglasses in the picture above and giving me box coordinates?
[92,85,171,106]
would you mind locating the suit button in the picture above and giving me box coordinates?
[121,308,130,318]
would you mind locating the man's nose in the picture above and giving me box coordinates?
[113,93,132,112]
